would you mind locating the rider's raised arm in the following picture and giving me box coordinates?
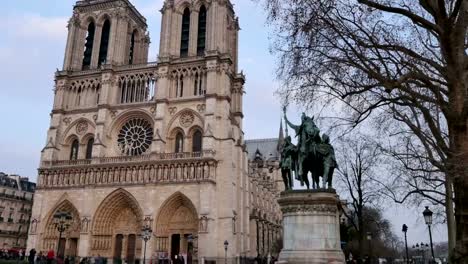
[284,114,299,131]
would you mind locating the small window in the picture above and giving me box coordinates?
[82,22,96,70]
[180,8,191,57]
[86,138,94,159]
[70,139,79,160]
[175,132,184,153]
[192,130,202,152]
[98,20,111,66]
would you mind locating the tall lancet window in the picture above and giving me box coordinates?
[197,5,207,56]
[85,138,94,159]
[82,22,96,70]
[129,30,137,65]
[98,20,111,66]
[180,8,191,57]
[177,75,184,97]
[70,139,79,160]
[175,132,184,153]
[192,130,202,152]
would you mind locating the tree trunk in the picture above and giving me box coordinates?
[358,208,364,263]
[446,176,456,261]
[450,123,468,263]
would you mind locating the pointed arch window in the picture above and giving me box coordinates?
[175,132,184,153]
[85,138,94,159]
[98,20,111,66]
[177,75,184,97]
[194,73,199,96]
[197,5,207,56]
[180,8,191,57]
[129,30,137,65]
[192,130,202,152]
[70,139,79,160]
[82,22,96,70]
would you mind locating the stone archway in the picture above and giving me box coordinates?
[42,200,81,257]
[91,189,143,263]
[154,192,199,263]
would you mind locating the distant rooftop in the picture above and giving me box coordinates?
[245,138,280,162]
[0,172,36,193]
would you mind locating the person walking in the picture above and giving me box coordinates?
[28,249,36,264]
[46,250,55,264]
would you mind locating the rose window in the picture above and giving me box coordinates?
[117,118,153,156]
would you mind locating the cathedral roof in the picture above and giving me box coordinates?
[245,138,280,162]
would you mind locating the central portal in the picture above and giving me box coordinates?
[155,193,199,263]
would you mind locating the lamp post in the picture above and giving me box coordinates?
[402,224,409,264]
[422,206,435,260]
[140,226,152,264]
[224,240,229,264]
[366,232,372,264]
[53,211,72,257]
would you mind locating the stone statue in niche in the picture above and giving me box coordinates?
[81,217,90,233]
[199,215,209,233]
[30,219,39,234]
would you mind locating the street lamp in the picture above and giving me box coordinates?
[224,240,229,264]
[366,232,372,264]
[402,224,409,264]
[53,211,72,257]
[140,226,152,264]
[422,206,435,259]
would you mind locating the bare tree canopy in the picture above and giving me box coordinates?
[336,135,384,260]
[259,0,468,261]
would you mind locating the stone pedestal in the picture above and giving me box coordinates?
[277,190,345,264]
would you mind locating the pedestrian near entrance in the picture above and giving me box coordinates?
[29,249,36,264]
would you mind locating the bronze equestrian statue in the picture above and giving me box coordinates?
[280,136,296,190]
[281,108,338,190]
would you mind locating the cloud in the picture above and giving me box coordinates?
[1,13,68,40]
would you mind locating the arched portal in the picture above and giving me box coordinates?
[42,200,81,257]
[154,192,199,263]
[91,189,143,263]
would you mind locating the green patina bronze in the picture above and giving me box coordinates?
[281,107,338,190]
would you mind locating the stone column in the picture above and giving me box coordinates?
[277,190,345,264]
[91,24,103,69]
[63,20,79,70]
[188,10,199,56]
[107,16,119,65]
[121,235,127,260]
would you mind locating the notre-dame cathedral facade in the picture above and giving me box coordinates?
[27,0,283,262]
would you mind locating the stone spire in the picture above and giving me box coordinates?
[277,119,285,152]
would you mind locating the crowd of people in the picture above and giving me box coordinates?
[0,249,277,264]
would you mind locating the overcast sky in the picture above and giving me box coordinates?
[0,0,448,246]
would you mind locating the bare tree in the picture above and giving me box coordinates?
[259,0,467,261]
[337,135,382,260]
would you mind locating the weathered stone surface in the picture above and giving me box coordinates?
[277,190,345,264]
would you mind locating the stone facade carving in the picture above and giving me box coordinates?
[179,111,195,127]
[280,204,338,214]
[199,215,209,233]
[76,121,89,135]
[30,219,39,234]
[81,217,90,233]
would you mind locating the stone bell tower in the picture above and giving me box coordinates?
[63,0,150,71]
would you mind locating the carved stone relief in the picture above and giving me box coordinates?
[76,121,89,135]
[179,112,195,127]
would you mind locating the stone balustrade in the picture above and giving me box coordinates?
[38,151,217,189]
